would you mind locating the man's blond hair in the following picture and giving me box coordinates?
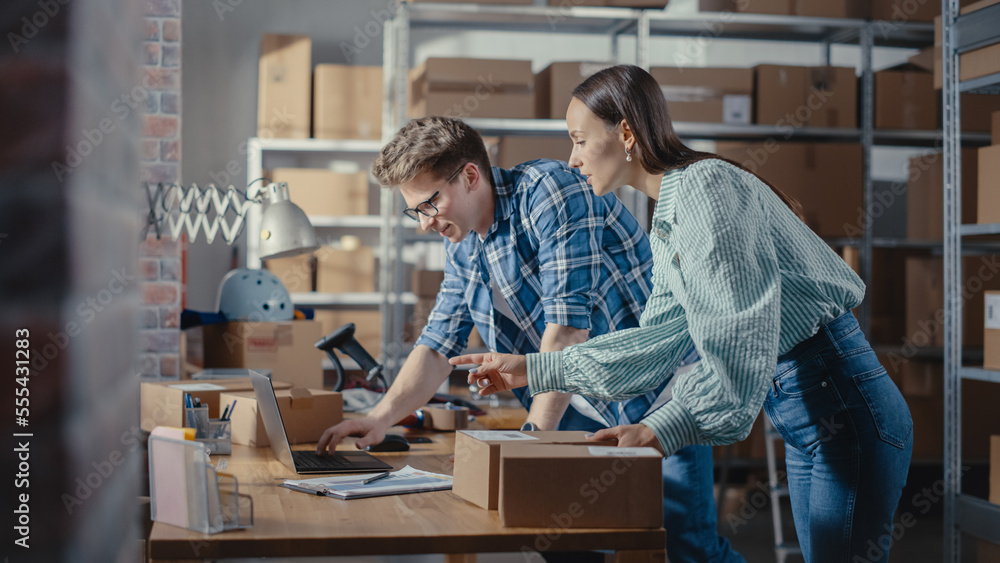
[372,116,492,188]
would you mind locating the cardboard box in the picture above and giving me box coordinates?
[909,48,935,73]
[201,321,324,389]
[934,16,1000,88]
[139,377,292,432]
[903,382,1000,459]
[269,168,370,217]
[264,254,314,294]
[313,64,382,140]
[258,35,311,139]
[992,110,1000,144]
[498,443,663,528]
[904,256,1000,348]
[313,309,381,358]
[960,94,1000,133]
[875,69,935,130]
[409,57,534,119]
[979,145,1000,224]
[497,136,573,169]
[794,0,867,18]
[219,388,343,447]
[315,246,375,293]
[534,62,612,119]
[699,0,793,14]
[978,540,1000,563]
[985,291,1000,370]
[649,67,754,125]
[452,430,615,510]
[410,0,531,3]
[907,149,978,239]
[754,65,857,128]
[411,269,445,298]
[872,0,978,21]
[713,142,863,237]
[898,359,944,397]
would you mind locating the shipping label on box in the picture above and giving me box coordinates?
[498,443,663,528]
[452,430,611,510]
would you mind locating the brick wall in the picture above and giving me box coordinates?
[139,0,183,379]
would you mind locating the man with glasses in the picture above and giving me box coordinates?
[316,116,744,563]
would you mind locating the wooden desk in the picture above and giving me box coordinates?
[148,431,666,562]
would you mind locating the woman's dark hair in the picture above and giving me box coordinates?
[571,64,802,216]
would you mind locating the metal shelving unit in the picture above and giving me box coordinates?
[941,0,1000,560]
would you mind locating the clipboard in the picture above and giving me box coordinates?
[148,429,253,533]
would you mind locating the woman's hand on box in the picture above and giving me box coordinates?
[449,352,528,396]
[588,424,664,456]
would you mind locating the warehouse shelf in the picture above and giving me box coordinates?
[467,118,993,146]
[958,367,1000,385]
[961,223,1000,237]
[941,0,1000,557]
[292,292,418,307]
[407,2,638,34]
[309,215,385,228]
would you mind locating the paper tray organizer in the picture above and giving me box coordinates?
[148,433,253,533]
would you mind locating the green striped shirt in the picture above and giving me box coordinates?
[528,158,865,456]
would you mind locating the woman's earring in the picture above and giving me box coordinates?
[625,148,633,162]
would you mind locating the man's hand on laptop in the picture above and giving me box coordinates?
[316,418,386,455]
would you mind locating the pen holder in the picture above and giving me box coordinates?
[184,406,210,439]
[199,419,232,455]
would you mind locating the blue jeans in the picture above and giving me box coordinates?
[763,312,912,563]
[664,445,746,563]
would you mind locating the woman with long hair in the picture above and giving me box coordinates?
[452,64,912,563]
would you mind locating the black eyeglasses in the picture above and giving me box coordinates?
[402,164,466,221]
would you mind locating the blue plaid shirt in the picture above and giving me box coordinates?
[416,159,681,430]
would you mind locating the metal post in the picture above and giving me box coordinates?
[858,24,874,338]
[941,0,963,560]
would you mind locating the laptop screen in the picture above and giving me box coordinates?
[249,369,296,470]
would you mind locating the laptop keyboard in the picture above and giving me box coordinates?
[292,450,353,469]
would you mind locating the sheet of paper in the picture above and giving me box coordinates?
[457,430,538,441]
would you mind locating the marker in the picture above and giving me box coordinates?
[362,472,391,485]
[220,404,231,420]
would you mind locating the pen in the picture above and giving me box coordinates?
[362,472,391,485]
[220,404,230,420]
[225,400,237,421]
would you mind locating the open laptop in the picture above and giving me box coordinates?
[249,370,392,475]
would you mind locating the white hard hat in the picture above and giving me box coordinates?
[216,268,293,322]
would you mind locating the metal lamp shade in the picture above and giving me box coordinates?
[258,183,320,260]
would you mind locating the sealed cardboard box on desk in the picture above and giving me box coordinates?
[452,430,615,510]
[499,443,663,528]
[202,321,324,390]
[140,377,292,432]
[220,388,343,447]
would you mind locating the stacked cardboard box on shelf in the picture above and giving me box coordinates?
[649,67,754,124]
[315,245,376,294]
[313,64,382,140]
[269,168,371,217]
[497,136,572,168]
[980,113,1000,224]
[713,142,863,238]
[875,65,936,130]
[699,0,866,18]
[754,65,857,128]
[904,47,1000,132]
[264,254,314,294]
[934,2,1000,89]
[986,290,1000,370]
[258,35,311,139]
[408,57,534,119]
[904,255,1000,348]
[872,0,978,20]
[907,149,979,240]
[534,62,612,119]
